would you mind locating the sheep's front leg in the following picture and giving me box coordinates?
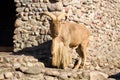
[62,41,72,69]
[62,46,72,69]
[51,38,60,67]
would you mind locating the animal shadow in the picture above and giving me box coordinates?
[108,72,120,80]
[13,40,52,68]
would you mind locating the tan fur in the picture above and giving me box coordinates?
[51,38,72,69]
[42,12,90,69]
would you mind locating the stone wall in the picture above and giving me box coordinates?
[14,0,50,52]
[14,0,120,69]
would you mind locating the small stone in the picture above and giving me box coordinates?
[5,63,12,67]
[22,64,45,74]
[62,0,71,6]
[13,62,21,69]
[82,71,90,79]
[44,76,54,80]
[21,42,25,49]
[72,73,78,78]
[59,72,68,80]
[19,66,28,72]
[47,2,63,11]
[12,78,19,80]
[43,0,49,3]
[90,71,108,80]
[24,8,29,12]
[33,0,39,3]
[14,71,23,79]
[35,62,45,68]
[4,72,13,79]
[37,73,44,80]
[77,73,83,79]
[22,16,28,21]
[0,57,4,63]
[40,29,47,34]
[4,57,10,62]
[15,3,21,7]
[16,7,24,12]
[108,78,116,80]
[29,57,38,62]
[54,77,59,80]
[14,0,20,3]
[28,19,37,26]
[40,3,47,10]
[17,57,23,63]
[0,74,4,80]
[26,62,33,67]
[45,69,60,77]
[15,19,23,27]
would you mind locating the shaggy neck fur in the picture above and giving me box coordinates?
[51,37,72,68]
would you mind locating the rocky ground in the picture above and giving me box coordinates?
[1,0,120,80]
[0,51,120,80]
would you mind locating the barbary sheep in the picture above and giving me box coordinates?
[41,12,90,69]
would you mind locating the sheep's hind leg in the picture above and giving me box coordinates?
[74,41,88,69]
[80,39,89,69]
[74,45,82,69]
[80,45,87,69]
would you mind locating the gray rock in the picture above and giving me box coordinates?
[45,69,60,77]
[14,0,20,3]
[28,19,37,26]
[22,16,28,21]
[13,62,21,69]
[108,78,116,80]
[32,0,39,3]
[0,73,4,80]
[16,3,22,7]
[44,76,55,80]
[14,71,23,79]
[59,72,69,80]
[90,71,108,80]
[82,71,90,79]
[26,62,33,67]
[4,72,13,79]
[16,7,24,12]
[15,19,23,27]
[22,64,45,74]
[47,2,63,11]
[0,57,4,63]
[24,8,29,12]
[19,66,28,72]
[39,3,47,11]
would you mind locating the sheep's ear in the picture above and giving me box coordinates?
[64,13,68,20]
[58,13,67,20]
[40,12,56,20]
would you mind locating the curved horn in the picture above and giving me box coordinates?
[58,13,67,20]
[42,12,56,20]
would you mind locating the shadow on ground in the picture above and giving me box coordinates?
[109,72,120,80]
[13,40,52,68]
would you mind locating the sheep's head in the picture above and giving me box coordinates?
[42,12,67,37]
